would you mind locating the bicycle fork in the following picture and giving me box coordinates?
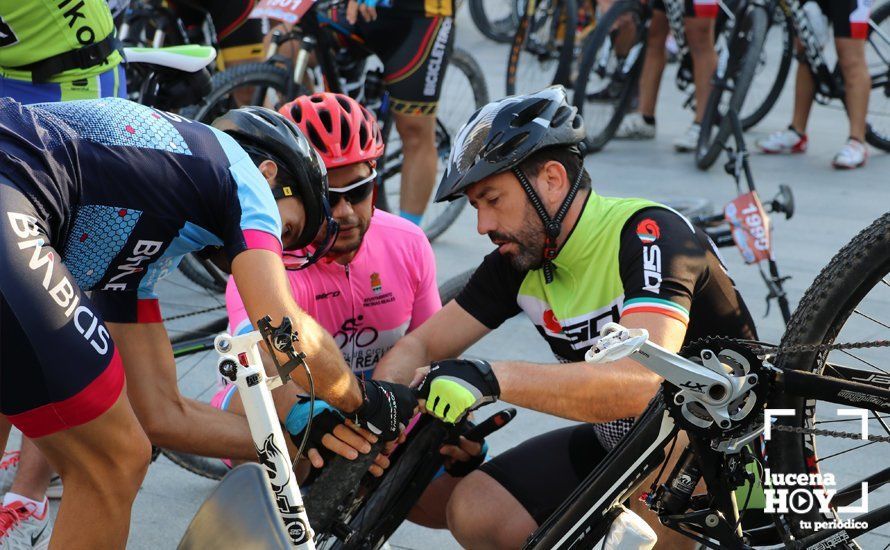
[215,330,316,549]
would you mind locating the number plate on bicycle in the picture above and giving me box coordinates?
[724,191,771,264]
[251,0,315,24]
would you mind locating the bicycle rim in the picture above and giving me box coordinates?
[767,214,890,545]
[739,5,793,130]
[865,2,890,151]
[505,0,577,96]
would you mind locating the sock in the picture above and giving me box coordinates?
[642,115,656,125]
[3,492,46,515]
[788,125,804,137]
[399,211,423,226]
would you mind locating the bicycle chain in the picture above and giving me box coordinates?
[690,337,890,443]
[161,304,226,323]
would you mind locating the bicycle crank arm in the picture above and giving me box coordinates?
[215,332,316,549]
[586,323,736,408]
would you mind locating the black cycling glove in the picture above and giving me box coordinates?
[352,379,417,441]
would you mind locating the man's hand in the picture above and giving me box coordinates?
[346,0,379,24]
[415,359,500,423]
[306,420,391,477]
[352,379,417,441]
[440,436,486,477]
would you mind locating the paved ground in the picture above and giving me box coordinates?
[16,4,890,548]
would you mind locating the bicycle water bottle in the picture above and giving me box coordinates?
[602,505,657,550]
[802,2,830,50]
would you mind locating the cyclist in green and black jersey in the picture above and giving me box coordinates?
[375,86,757,547]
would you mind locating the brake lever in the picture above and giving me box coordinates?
[257,315,307,385]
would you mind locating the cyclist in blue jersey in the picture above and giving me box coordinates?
[0,97,417,548]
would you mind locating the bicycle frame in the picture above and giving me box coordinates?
[214,329,315,549]
[524,323,890,549]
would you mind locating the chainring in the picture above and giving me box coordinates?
[663,338,770,440]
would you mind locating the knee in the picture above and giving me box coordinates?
[446,473,518,548]
[685,21,714,53]
[395,115,435,147]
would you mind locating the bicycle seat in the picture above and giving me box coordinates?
[124,45,217,73]
[177,463,291,550]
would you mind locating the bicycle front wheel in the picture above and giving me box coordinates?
[180,62,293,124]
[468,0,522,43]
[506,0,578,96]
[573,0,647,152]
[766,213,890,543]
[865,1,890,151]
[696,4,769,170]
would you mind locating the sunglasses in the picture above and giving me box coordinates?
[328,168,377,207]
[282,199,340,271]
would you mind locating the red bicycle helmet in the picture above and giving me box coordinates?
[279,93,384,169]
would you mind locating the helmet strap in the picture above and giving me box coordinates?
[511,164,584,284]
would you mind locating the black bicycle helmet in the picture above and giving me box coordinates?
[435,85,585,203]
[436,86,586,283]
[212,106,331,251]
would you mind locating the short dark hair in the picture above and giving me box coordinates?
[518,145,591,190]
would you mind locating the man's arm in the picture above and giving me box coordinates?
[490,311,686,423]
[231,249,363,412]
[374,300,492,385]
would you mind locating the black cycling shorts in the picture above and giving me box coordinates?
[816,0,872,39]
[479,424,608,525]
[652,0,718,18]
[0,175,125,438]
[170,0,266,64]
[351,9,455,116]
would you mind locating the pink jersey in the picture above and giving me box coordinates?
[226,210,441,377]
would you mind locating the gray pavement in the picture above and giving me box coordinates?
[21,4,890,548]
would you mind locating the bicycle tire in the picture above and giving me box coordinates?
[177,254,227,294]
[179,62,292,123]
[468,0,521,44]
[865,1,890,152]
[573,0,647,153]
[738,5,793,130]
[766,213,890,539]
[506,0,578,96]
[438,268,475,305]
[696,5,769,170]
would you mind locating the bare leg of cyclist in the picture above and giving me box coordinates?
[638,12,669,118]
[393,111,438,222]
[835,37,870,142]
[34,392,150,549]
[790,42,816,134]
[684,17,716,123]
[0,417,11,458]
[446,470,537,549]
[8,438,53,502]
[107,322,258,460]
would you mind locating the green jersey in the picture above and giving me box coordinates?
[0,0,121,83]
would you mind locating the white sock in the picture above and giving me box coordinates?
[3,492,46,516]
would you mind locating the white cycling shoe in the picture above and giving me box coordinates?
[832,138,868,169]
[673,123,700,153]
[0,500,51,550]
[615,113,655,140]
[757,128,808,154]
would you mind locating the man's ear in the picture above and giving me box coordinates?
[258,159,279,185]
[541,160,570,199]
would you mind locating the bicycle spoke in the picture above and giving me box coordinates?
[836,349,890,376]
[852,308,890,331]
[815,440,877,464]
[815,415,890,425]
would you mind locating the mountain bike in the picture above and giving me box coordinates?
[506,0,582,96]
[181,0,489,245]
[523,223,890,548]
[696,0,890,169]
[573,0,783,152]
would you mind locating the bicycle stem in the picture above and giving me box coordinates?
[215,331,316,549]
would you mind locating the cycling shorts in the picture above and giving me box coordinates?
[0,176,125,438]
[170,0,266,65]
[816,0,872,39]
[478,424,608,525]
[0,64,126,104]
[352,10,455,116]
[652,0,718,18]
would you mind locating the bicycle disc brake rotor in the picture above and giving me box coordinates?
[664,338,769,440]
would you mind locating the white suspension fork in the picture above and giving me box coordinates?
[215,331,316,549]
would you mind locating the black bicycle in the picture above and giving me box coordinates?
[696,0,890,169]
[469,0,523,43]
[181,0,489,246]
[506,0,582,96]
[520,209,890,547]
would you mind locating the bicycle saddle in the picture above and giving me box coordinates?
[124,45,217,73]
[177,463,292,550]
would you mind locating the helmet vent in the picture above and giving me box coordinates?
[290,103,303,122]
[358,121,369,148]
[306,124,328,154]
[511,98,549,128]
[336,95,352,113]
[310,95,325,103]
[498,132,530,159]
[340,114,350,150]
[552,105,572,127]
[318,109,333,132]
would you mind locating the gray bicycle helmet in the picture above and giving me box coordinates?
[212,106,332,252]
[436,86,586,283]
[435,85,585,202]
